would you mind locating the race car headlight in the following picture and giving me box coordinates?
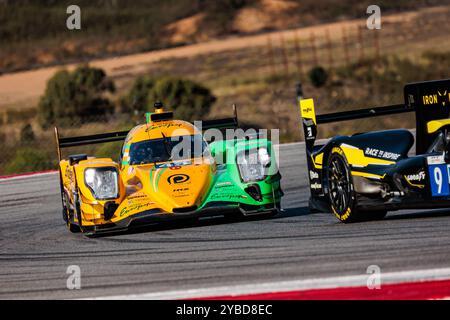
[237,148,271,183]
[84,167,119,200]
[258,147,271,167]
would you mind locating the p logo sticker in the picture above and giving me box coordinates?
[167,174,190,184]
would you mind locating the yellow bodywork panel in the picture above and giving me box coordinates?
[73,158,125,205]
[125,119,199,144]
[60,158,125,226]
[311,144,395,171]
[312,152,323,169]
[117,157,214,219]
[59,117,216,227]
[427,119,450,134]
[339,144,395,167]
[314,153,323,165]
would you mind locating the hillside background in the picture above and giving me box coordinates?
[0,0,449,174]
[1,0,447,73]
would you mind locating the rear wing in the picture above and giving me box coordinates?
[298,78,450,155]
[197,104,239,131]
[54,104,240,161]
[54,128,128,162]
[405,79,450,154]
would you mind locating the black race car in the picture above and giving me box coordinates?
[299,79,450,222]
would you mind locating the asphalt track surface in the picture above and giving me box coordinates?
[1,143,450,299]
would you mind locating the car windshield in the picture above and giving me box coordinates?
[128,135,208,165]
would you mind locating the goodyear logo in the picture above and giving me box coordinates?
[422,90,449,106]
[405,171,425,182]
[167,174,190,184]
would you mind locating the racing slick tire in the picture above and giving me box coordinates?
[74,191,86,234]
[62,193,81,233]
[326,147,361,223]
[65,208,81,233]
[59,170,79,232]
[326,148,388,223]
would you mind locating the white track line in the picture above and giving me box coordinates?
[87,267,450,300]
[0,171,57,181]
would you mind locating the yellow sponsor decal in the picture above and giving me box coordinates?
[339,144,395,167]
[310,155,322,169]
[404,175,425,189]
[315,153,324,165]
[300,99,316,125]
[341,207,351,220]
[332,147,344,156]
[422,90,449,106]
[423,94,438,105]
[119,202,153,217]
[332,205,351,220]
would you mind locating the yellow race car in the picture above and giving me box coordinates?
[55,103,283,236]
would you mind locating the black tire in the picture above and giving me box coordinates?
[327,148,388,223]
[68,220,81,233]
[62,207,68,223]
[59,170,68,223]
[74,191,85,233]
[62,192,81,233]
[63,204,81,232]
[326,148,360,223]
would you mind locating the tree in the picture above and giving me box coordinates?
[38,65,115,127]
[121,76,216,121]
[119,76,155,114]
[309,66,328,88]
[3,147,53,174]
[20,123,35,144]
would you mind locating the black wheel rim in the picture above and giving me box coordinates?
[328,155,352,215]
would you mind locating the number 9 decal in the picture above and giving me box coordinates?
[434,167,443,194]
[429,164,449,197]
